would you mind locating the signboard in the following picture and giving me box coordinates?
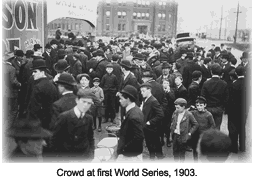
[2,0,45,52]
[47,0,97,27]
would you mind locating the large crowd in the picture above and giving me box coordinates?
[3,35,251,162]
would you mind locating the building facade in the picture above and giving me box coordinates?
[96,0,178,38]
[47,18,94,38]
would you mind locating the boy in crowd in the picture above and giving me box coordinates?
[91,78,104,131]
[100,63,119,123]
[174,75,187,100]
[190,96,216,161]
[170,98,199,162]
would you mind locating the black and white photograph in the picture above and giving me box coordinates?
[2,0,253,170]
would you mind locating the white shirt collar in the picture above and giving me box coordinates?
[144,94,152,103]
[203,64,208,68]
[125,102,136,113]
[230,64,236,68]
[124,71,130,80]
[62,91,73,95]
[238,76,244,78]
[74,106,84,119]
[177,84,182,89]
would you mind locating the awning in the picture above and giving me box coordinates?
[47,0,97,27]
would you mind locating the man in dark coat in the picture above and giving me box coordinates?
[201,64,229,130]
[176,50,187,75]
[118,60,139,122]
[42,44,53,73]
[182,52,202,89]
[50,73,77,130]
[116,85,144,161]
[89,50,109,80]
[227,66,247,153]
[201,57,212,82]
[174,75,188,100]
[156,62,176,89]
[208,44,215,59]
[8,50,24,79]
[221,53,231,84]
[3,53,21,129]
[187,71,202,108]
[140,83,164,160]
[50,89,95,161]
[28,59,59,130]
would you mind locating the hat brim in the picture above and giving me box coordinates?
[55,80,76,86]
[53,63,70,73]
[132,57,145,61]
[120,90,136,100]
[8,127,53,138]
[30,66,47,71]
[120,63,132,69]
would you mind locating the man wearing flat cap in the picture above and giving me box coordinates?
[8,118,52,162]
[50,88,95,161]
[116,85,144,162]
[170,98,198,162]
[27,59,59,130]
[140,82,164,160]
[89,50,109,80]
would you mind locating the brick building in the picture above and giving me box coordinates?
[96,0,178,38]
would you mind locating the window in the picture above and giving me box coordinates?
[137,0,142,5]
[159,2,162,6]
[158,13,162,18]
[106,24,110,30]
[158,25,161,32]
[118,24,121,31]
[62,23,65,29]
[146,1,150,6]
[79,24,82,30]
[169,14,171,19]
[54,23,57,29]
[162,13,166,20]
[142,0,145,6]
[137,13,141,19]
[118,0,122,5]
[68,24,71,30]
[133,12,137,19]
[146,13,149,19]
[106,11,110,17]
[163,2,166,6]
[118,11,121,18]
[142,13,145,19]
[122,11,126,18]
[122,24,125,31]
[75,23,79,30]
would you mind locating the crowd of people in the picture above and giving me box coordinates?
[3,36,251,162]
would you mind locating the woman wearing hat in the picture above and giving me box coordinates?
[8,118,52,162]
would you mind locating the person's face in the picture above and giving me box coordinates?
[162,81,170,89]
[105,49,110,54]
[32,69,43,80]
[57,84,65,94]
[162,68,170,75]
[80,77,89,87]
[106,67,113,73]
[212,45,215,50]
[221,58,228,63]
[87,42,91,47]
[140,87,150,98]
[181,54,186,59]
[175,104,185,113]
[242,57,248,63]
[20,138,45,156]
[93,82,99,87]
[175,77,182,86]
[76,98,93,113]
[196,102,206,112]
[46,48,51,53]
[125,46,130,51]
[136,59,145,66]
[215,51,220,55]
[119,95,129,108]
[148,47,153,53]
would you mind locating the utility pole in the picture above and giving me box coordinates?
[219,6,223,40]
[234,2,242,43]
[152,2,156,37]
[224,18,227,40]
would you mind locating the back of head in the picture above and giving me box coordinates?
[199,129,231,162]
[210,63,222,75]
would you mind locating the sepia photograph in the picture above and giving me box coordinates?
[2,0,252,166]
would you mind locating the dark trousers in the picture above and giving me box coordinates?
[161,116,172,142]
[228,118,246,153]
[190,132,200,161]
[173,133,187,161]
[206,107,223,130]
[4,97,18,129]
[115,96,120,114]
[144,129,163,159]
[104,91,116,121]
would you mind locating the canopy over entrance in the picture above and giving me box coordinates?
[47,0,97,27]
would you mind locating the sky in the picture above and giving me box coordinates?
[176,0,252,34]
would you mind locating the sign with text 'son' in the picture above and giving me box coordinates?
[2,0,44,52]
[47,0,97,27]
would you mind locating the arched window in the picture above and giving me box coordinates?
[106,11,110,16]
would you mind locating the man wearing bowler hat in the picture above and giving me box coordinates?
[52,59,70,82]
[118,59,139,122]
[50,73,77,130]
[43,43,53,74]
[27,59,59,130]
[89,50,109,80]
[8,118,52,162]
[156,62,176,89]
[33,44,43,56]
[116,85,144,162]
[140,82,164,160]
